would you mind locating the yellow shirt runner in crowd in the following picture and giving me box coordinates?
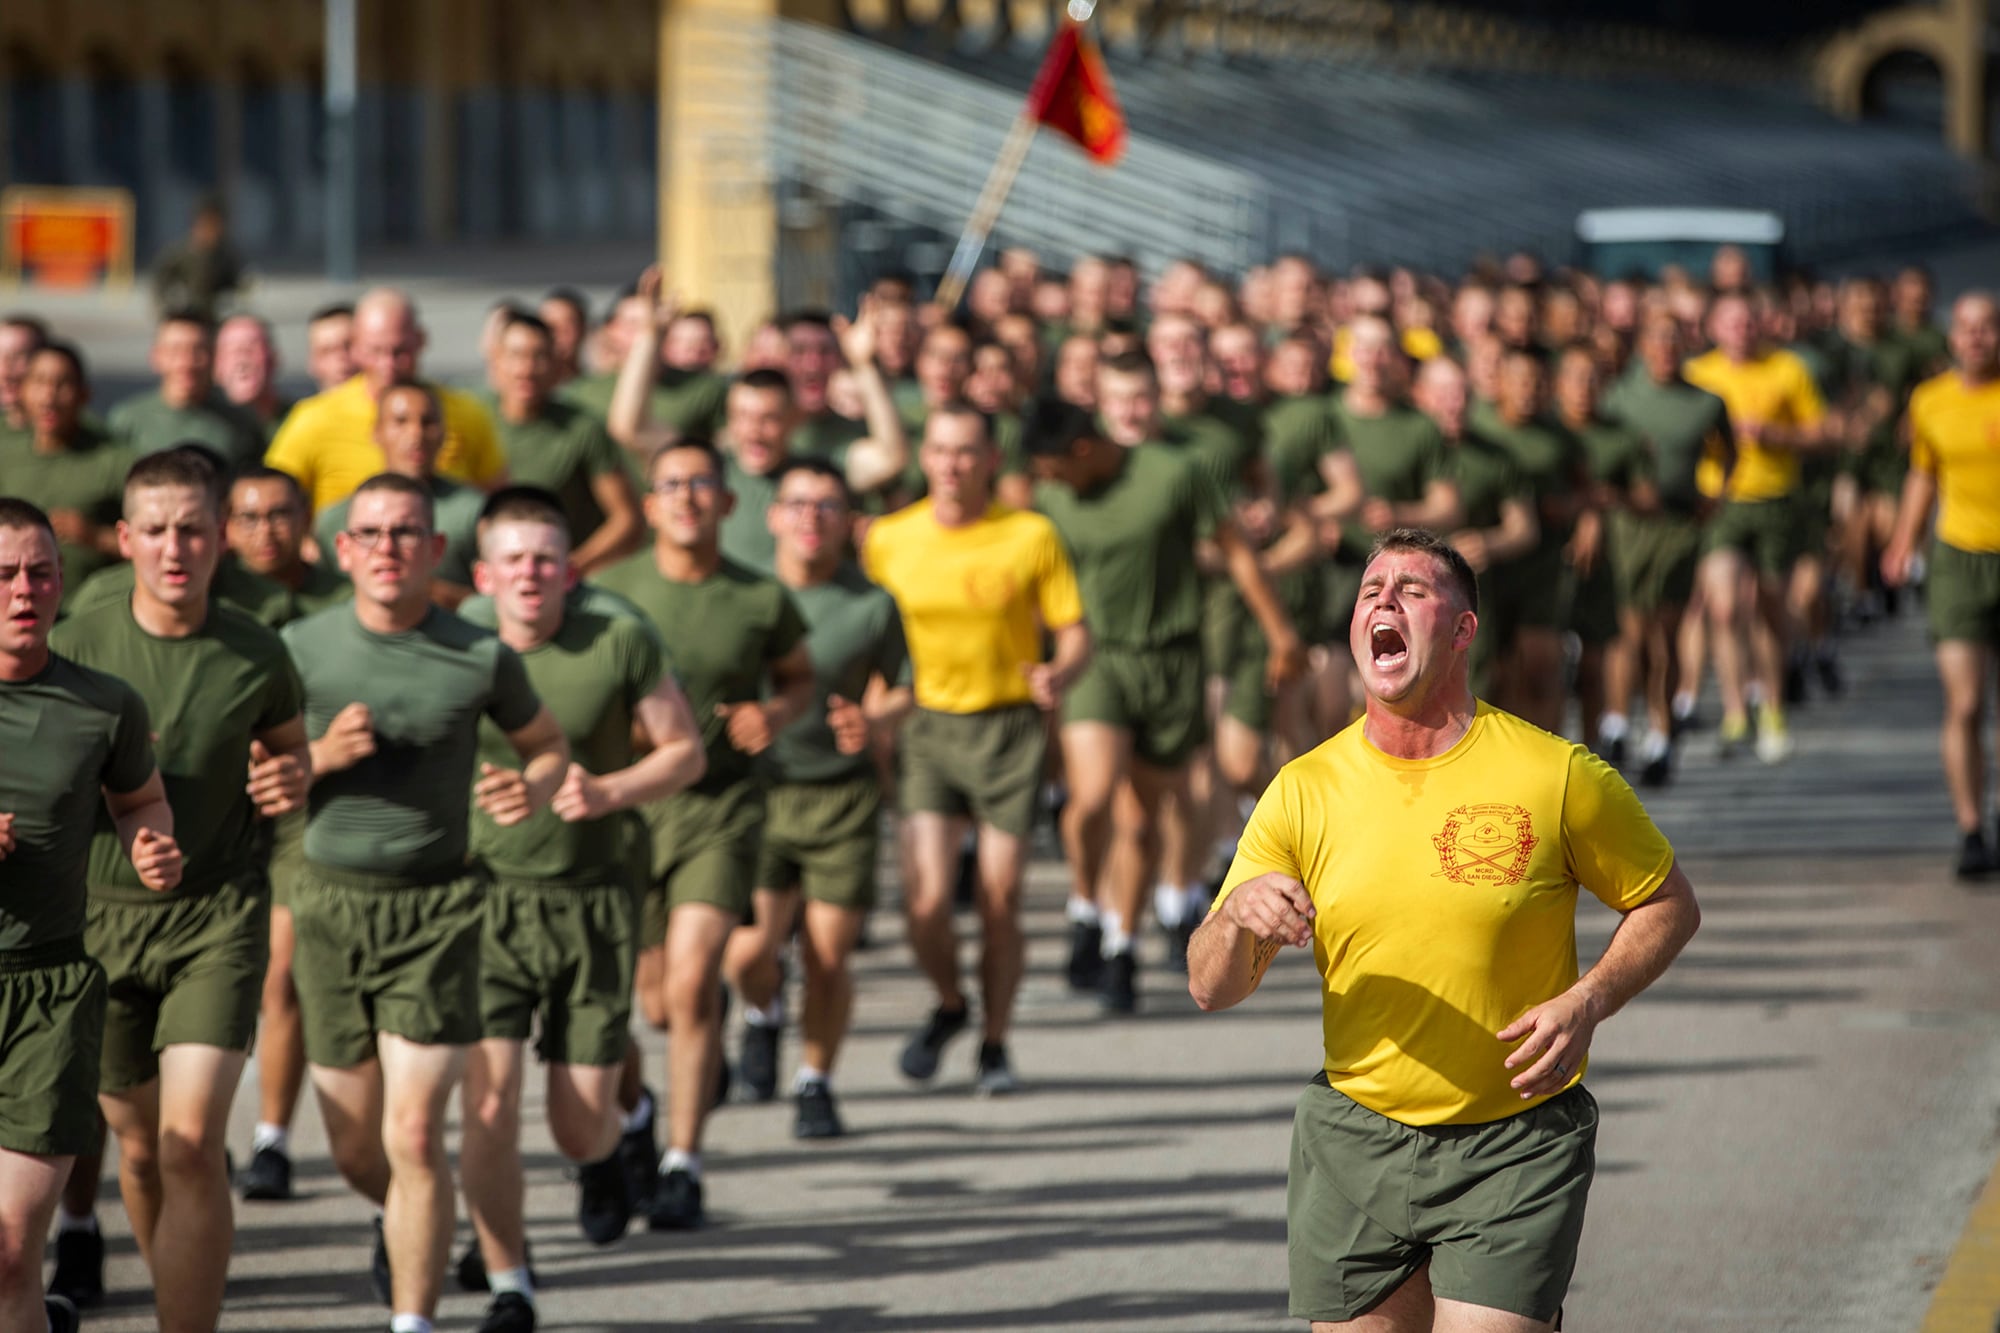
[1214,702,1674,1126]
[1908,370,2000,553]
[266,374,508,514]
[1683,347,1825,502]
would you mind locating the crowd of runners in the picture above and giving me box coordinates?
[1,238,1995,1333]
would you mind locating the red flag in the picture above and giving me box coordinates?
[1024,21,1127,166]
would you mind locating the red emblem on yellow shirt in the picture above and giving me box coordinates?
[1432,804,1538,886]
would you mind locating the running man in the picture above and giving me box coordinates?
[1189,526,1701,1332]
[863,404,1090,1092]
[1883,292,2000,877]
[108,309,265,470]
[593,440,814,1230]
[6,341,133,600]
[0,496,179,1333]
[283,472,568,1332]
[50,447,310,1333]
[720,458,910,1134]
[457,487,706,1331]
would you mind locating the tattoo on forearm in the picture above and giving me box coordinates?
[1251,935,1283,980]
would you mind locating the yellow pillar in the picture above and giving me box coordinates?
[657,0,839,351]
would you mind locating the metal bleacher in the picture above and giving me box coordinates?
[764,13,1980,284]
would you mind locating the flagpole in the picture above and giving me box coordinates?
[934,109,1041,315]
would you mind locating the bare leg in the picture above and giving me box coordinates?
[658,903,738,1155]
[799,902,864,1074]
[972,826,1030,1045]
[1937,642,1991,833]
[461,1038,528,1280]
[98,1081,163,1263]
[308,1058,389,1207]
[258,905,307,1135]
[0,1148,70,1330]
[1058,722,1130,913]
[902,812,971,1012]
[376,1034,467,1322]
[1701,550,1749,725]
[722,887,798,1012]
[1512,627,1567,735]
[545,1063,625,1166]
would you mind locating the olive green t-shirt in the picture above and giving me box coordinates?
[1895,324,1950,378]
[561,367,729,467]
[592,551,807,793]
[1161,402,1260,500]
[69,557,299,631]
[790,410,869,463]
[1449,436,1528,533]
[1574,417,1647,491]
[770,564,906,785]
[1827,333,1922,456]
[0,425,134,597]
[108,388,266,472]
[282,605,542,879]
[1601,374,1730,515]
[460,608,663,883]
[721,454,780,574]
[486,396,626,547]
[1263,395,1342,506]
[287,559,354,615]
[0,655,155,949]
[1331,401,1450,561]
[1035,444,1221,650]
[52,601,303,902]
[1471,414,1587,556]
[314,475,484,590]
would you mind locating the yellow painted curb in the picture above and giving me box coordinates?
[1922,1152,2000,1333]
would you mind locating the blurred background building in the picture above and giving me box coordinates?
[1,0,1994,338]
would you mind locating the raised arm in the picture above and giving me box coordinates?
[834,298,912,496]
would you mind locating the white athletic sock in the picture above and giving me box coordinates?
[252,1122,290,1155]
[1746,680,1765,708]
[487,1266,535,1301]
[1598,712,1628,744]
[1639,730,1671,763]
[1153,883,1191,927]
[662,1148,702,1180]
[745,998,785,1028]
[1671,691,1696,720]
[57,1206,96,1234]
[621,1089,654,1134]
[1099,911,1131,958]
[793,1066,828,1093]
[388,1317,434,1333]
[1064,897,1100,926]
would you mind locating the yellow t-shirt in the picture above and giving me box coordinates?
[861,499,1084,715]
[265,375,507,515]
[1909,370,2000,553]
[1682,348,1824,503]
[1215,703,1674,1127]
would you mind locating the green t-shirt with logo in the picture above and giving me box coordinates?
[108,388,266,472]
[459,606,663,883]
[0,425,134,598]
[282,605,541,879]
[769,564,906,785]
[0,655,156,950]
[314,475,485,590]
[1035,444,1221,650]
[593,552,807,793]
[53,600,302,902]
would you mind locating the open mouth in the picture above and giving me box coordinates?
[1370,622,1409,670]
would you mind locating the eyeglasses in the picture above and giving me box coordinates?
[651,476,722,497]
[777,499,847,520]
[344,525,432,551]
[228,508,300,530]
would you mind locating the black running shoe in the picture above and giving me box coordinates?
[576,1150,632,1246]
[370,1216,392,1306]
[794,1082,844,1139]
[1065,920,1104,991]
[1164,915,1193,973]
[1639,748,1672,788]
[1815,652,1844,696]
[1100,952,1138,1015]
[48,1226,103,1308]
[617,1092,662,1213]
[739,1021,780,1103]
[477,1291,538,1333]
[457,1238,538,1294]
[1603,734,1627,768]
[239,1143,294,1201]
[1782,656,1808,706]
[1957,830,1997,881]
[647,1167,704,1231]
[44,1295,79,1333]
[898,1003,970,1081]
[974,1041,1018,1096]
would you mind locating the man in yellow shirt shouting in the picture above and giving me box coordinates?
[1884,292,2000,878]
[1188,527,1700,1333]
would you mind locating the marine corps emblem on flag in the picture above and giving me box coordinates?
[1432,804,1538,887]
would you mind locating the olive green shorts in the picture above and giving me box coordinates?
[87,876,269,1093]
[480,878,635,1068]
[1564,557,1621,647]
[758,774,883,910]
[268,810,306,912]
[1610,511,1703,613]
[1859,443,1908,497]
[1796,475,1835,558]
[1061,642,1208,769]
[290,866,486,1069]
[1201,579,1244,680]
[1928,540,2000,646]
[0,941,107,1156]
[1322,561,1365,647]
[640,780,763,943]
[1705,497,1803,577]
[1288,1075,1597,1325]
[901,705,1048,839]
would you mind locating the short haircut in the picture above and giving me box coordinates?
[770,455,852,505]
[125,445,225,513]
[378,376,442,414]
[1023,397,1097,457]
[1098,349,1158,380]
[923,400,990,444]
[734,367,792,398]
[671,309,718,336]
[540,286,590,326]
[781,309,835,336]
[1499,344,1545,373]
[0,496,57,546]
[31,339,87,384]
[1368,527,1479,618]
[349,472,436,528]
[230,464,306,507]
[219,312,276,344]
[158,307,215,337]
[308,301,355,326]
[1,313,50,344]
[501,311,553,343]
[478,484,572,549]
[648,436,726,483]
